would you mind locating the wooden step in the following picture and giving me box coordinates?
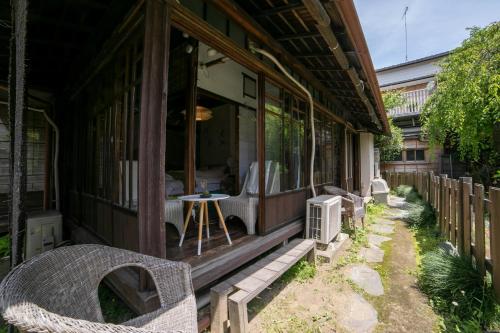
[210,238,315,333]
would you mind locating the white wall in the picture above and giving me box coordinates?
[197,43,257,109]
[359,132,375,197]
[239,107,257,186]
[377,55,446,88]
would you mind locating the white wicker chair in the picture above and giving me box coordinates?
[165,199,184,236]
[219,161,278,235]
[0,244,197,333]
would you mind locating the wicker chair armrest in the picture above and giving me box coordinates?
[115,254,194,309]
[3,303,157,333]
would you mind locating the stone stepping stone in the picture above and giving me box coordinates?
[360,245,384,263]
[345,264,384,296]
[374,218,395,225]
[334,291,378,333]
[370,224,395,235]
[367,234,391,247]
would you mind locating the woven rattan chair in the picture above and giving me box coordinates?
[165,199,185,236]
[0,244,197,333]
[219,161,279,235]
[324,185,366,229]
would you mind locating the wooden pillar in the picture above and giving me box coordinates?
[439,175,447,235]
[450,179,457,246]
[184,40,198,195]
[138,0,170,258]
[462,177,473,257]
[489,187,500,300]
[9,0,28,268]
[474,184,485,277]
[257,72,266,235]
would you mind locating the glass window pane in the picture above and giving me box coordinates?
[415,149,425,161]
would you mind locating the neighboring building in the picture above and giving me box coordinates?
[3,0,386,313]
[376,52,448,174]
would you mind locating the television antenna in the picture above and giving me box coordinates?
[402,6,409,62]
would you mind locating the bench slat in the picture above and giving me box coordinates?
[211,238,316,333]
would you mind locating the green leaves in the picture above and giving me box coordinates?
[375,91,404,161]
[422,22,500,167]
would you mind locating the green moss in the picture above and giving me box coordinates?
[373,239,393,291]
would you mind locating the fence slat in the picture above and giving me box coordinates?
[439,175,447,234]
[462,178,473,257]
[450,179,458,246]
[490,187,500,300]
[385,172,500,287]
[444,178,451,239]
[474,184,486,277]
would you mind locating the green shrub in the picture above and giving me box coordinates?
[419,249,500,331]
[365,202,386,217]
[406,202,436,227]
[395,185,422,203]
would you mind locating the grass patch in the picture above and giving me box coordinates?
[263,313,324,333]
[419,249,500,332]
[280,259,316,284]
[394,185,437,228]
[98,284,136,324]
[395,185,420,203]
[366,202,387,218]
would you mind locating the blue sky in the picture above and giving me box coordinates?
[353,0,500,69]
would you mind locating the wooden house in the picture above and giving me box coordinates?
[3,0,388,313]
[376,52,450,175]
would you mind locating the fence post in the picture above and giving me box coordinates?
[450,179,457,245]
[456,178,465,255]
[439,175,447,235]
[444,178,451,240]
[490,187,500,300]
[462,177,473,257]
[474,183,486,277]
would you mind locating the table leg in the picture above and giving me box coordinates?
[198,202,205,256]
[214,201,232,245]
[179,201,195,247]
[204,202,210,239]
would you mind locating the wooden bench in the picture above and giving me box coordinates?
[210,238,315,333]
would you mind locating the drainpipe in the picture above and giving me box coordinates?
[249,43,317,197]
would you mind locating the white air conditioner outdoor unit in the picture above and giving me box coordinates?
[25,210,63,260]
[306,195,342,244]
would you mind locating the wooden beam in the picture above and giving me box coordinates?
[276,31,322,41]
[310,67,344,72]
[301,0,379,126]
[9,0,28,268]
[255,2,304,17]
[138,0,169,258]
[295,52,333,58]
[206,0,349,120]
[303,0,331,27]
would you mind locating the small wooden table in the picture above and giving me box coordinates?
[178,194,232,256]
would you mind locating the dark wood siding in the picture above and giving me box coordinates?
[263,190,307,234]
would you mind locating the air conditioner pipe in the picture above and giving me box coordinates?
[249,43,317,197]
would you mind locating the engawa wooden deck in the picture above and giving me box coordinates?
[210,238,315,333]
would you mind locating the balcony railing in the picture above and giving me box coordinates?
[387,89,430,117]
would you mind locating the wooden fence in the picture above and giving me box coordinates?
[382,171,500,299]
